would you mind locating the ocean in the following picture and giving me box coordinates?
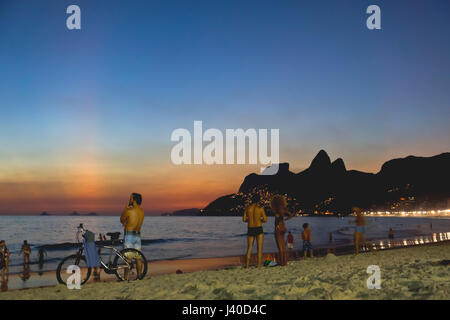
[1,215,450,276]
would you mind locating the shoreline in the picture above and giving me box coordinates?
[2,234,450,293]
[1,240,449,299]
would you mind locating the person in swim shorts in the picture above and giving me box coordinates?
[302,223,313,258]
[243,194,267,268]
[353,207,366,254]
[120,193,145,277]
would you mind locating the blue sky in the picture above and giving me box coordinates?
[0,0,449,214]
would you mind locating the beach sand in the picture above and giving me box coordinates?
[1,242,449,300]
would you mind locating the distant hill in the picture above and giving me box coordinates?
[40,211,50,216]
[86,212,98,216]
[69,212,81,216]
[171,208,201,216]
[203,150,450,216]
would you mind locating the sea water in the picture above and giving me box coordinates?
[0,215,449,275]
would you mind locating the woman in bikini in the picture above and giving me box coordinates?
[271,195,293,266]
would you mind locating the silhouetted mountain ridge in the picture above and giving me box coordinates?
[203,150,450,215]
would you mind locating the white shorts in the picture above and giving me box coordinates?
[287,243,294,249]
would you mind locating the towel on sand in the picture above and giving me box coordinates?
[83,230,100,268]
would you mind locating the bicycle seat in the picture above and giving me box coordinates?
[106,232,121,240]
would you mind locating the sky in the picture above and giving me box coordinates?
[0,0,449,215]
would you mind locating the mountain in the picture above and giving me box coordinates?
[40,211,50,216]
[203,150,450,215]
[171,208,201,216]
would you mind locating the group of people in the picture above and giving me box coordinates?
[242,194,315,268]
[0,193,145,289]
[0,240,32,280]
[242,194,374,268]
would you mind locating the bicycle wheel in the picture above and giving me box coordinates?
[113,248,148,281]
[56,254,92,285]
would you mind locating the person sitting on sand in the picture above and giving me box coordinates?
[19,240,31,264]
[0,240,10,273]
[286,232,294,250]
[302,223,313,258]
[243,194,267,268]
[271,195,293,266]
[353,207,366,254]
[120,193,145,277]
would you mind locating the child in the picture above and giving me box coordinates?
[286,232,294,250]
[302,223,313,258]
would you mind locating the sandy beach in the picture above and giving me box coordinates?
[1,242,449,300]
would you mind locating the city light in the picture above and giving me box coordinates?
[362,209,450,217]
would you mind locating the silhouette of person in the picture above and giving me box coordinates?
[19,240,31,264]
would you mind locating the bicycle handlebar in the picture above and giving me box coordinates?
[76,224,86,243]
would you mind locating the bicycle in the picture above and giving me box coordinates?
[56,224,148,285]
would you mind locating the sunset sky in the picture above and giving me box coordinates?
[1,0,449,215]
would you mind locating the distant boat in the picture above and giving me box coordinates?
[40,211,50,216]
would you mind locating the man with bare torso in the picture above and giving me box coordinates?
[120,193,145,275]
[243,194,267,268]
[353,207,366,254]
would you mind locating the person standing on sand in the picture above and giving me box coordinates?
[120,193,145,277]
[271,195,293,266]
[287,232,294,250]
[19,240,31,264]
[302,223,313,258]
[0,240,10,273]
[243,194,267,268]
[38,247,47,266]
[353,207,366,254]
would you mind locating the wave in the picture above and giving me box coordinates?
[33,237,202,251]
